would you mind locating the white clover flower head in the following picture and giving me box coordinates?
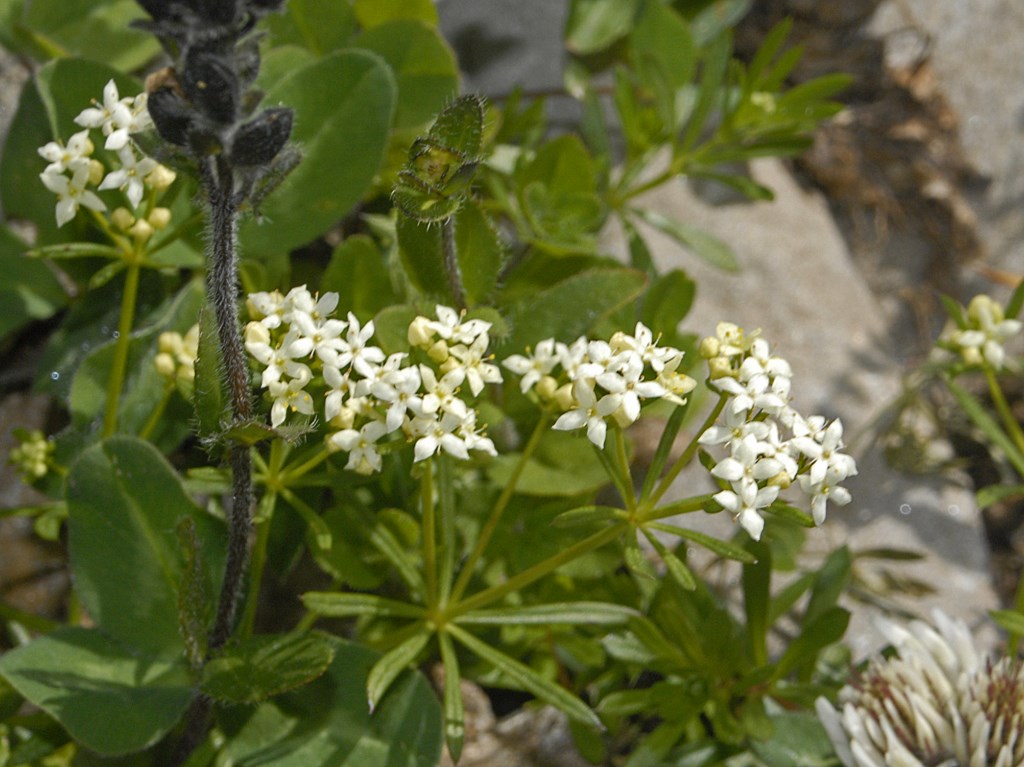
[816,610,1023,767]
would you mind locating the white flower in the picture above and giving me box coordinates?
[552,380,622,449]
[790,418,857,486]
[328,420,388,475]
[75,80,151,150]
[596,352,666,425]
[710,433,783,494]
[98,145,158,209]
[268,374,314,428]
[38,129,94,174]
[244,322,311,389]
[285,308,349,366]
[40,165,106,227]
[410,410,471,462]
[336,313,385,378]
[503,338,559,394]
[713,481,779,541]
[445,332,503,396]
[946,295,1022,370]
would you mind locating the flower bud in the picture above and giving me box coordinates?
[408,316,434,347]
[146,165,176,191]
[244,321,270,347]
[535,375,558,401]
[159,330,184,356]
[148,207,172,229]
[111,207,135,231]
[427,340,449,363]
[128,218,154,241]
[707,357,733,380]
[554,383,575,411]
[699,336,720,359]
[87,159,105,186]
[154,351,177,379]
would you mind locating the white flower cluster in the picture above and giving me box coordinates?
[698,322,857,540]
[816,610,1024,767]
[245,291,498,474]
[940,294,1022,370]
[38,80,173,228]
[502,323,697,450]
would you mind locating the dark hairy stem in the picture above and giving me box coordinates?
[441,216,467,311]
[167,158,254,767]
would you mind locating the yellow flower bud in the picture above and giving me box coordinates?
[407,316,434,347]
[535,375,558,400]
[146,164,176,190]
[148,207,172,230]
[427,340,449,363]
[128,218,154,241]
[154,351,177,379]
[708,357,733,380]
[87,159,105,186]
[699,336,720,359]
[111,207,135,231]
[554,383,575,411]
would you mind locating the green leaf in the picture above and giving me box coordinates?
[1007,278,1024,319]
[0,627,191,756]
[220,638,442,767]
[990,609,1024,636]
[455,201,504,305]
[646,521,756,563]
[774,606,850,681]
[641,268,696,336]
[356,21,457,131]
[976,483,1024,510]
[633,208,738,271]
[239,50,396,258]
[552,505,626,528]
[177,517,209,672]
[679,31,731,152]
[642,529,696,590]
[502,267,647,352]
[945,376,1024,477]
[266,0,357,55]
[750,709,840,767]
[0,226,67,340]
[301,592,425,620]
[193,305,226,443]
[457,602,638,626]
[765,500,816,528]
[690,0,751,47]
[743,540,771,665]
[488,432,610,498]
[201,631,336,705]
[367,632,432,712]
[565,0,643,55]
[448,624,603,730]
[320,235,398,316]
[436,632,464,763]
[396,215,447,295]
[354,0,438,27]
[66,436,225,655]
[633,0,696,106]
[25,242,122,260]
[804,546,851,625]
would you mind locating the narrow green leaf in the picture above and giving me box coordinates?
[26,242,122,260]
[990,609,1024,636]
[644,530,696,591]
[623,218,655,273]
[774,606,850,681]
[66,437,225,655]
[624,531,657,579]
[679,31,731,150]
[765,501,816,528]
[367,632,432,712]
[368,509,428,598]
[194,305,226,443]
[743,540,771,666]
[768,572,815,624]
[633,208,738,271]
[457,602,638,626]
[1006,278,1024,319]
[976,483,1024,510]
[0,627,191,756]
[946,376,1024,476]
[201,631,336,705]
[690,1,750,46]
[437,632,464,763]
[639,404,688,502]
[565,0,643,55]
[746,19,793,85]
[640,269,696,340]
[551,505,626,528]
[632,0,695,91]
[302,592,425,620]
[646,521,756,563]
[853,547,926,562]
[803,546,851,625]
[448,624,603,730]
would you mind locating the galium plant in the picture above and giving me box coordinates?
[0,1,892,765]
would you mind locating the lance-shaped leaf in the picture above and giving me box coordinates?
[456,602,638,626]
[367,631,432,712]
[194,305,226,444]
[437,632,464,763]
[641,529,696,591]
[447,624,603,730]
[201,631,337,705]
[632,208,738,271]
[0,627,191,756]
[302,592,425,620]
[646,521,757,563]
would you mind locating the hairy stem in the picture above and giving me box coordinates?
[441,216,467,311]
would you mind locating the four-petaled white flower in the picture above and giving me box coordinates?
[98,145,158,209]
[75,79,153,150]
[552,380,621,449]
[40,164,106,227]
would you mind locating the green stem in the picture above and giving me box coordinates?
[102,260,141,437]
[1011,573,1024,657]
[281,447,331,484]
[138,383,174,440]
[238,491,276,640]
[450,415,549,603]
[649,392,727,506]
[612,428,636,512]
[449,523,626,618]
[421,462,438,608]
[985,368,1024,460]
[437,455,456,608]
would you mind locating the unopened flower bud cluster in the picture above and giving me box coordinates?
[244,291,497,475]
[816,610,1024,767]
[698,322,857,540]
[9,429,54,480]
[38,80,175,231]
[502,323,697,449]
[155,325,200,397]
[938,294,1022,370]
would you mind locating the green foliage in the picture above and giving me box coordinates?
[0,1,869,765]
